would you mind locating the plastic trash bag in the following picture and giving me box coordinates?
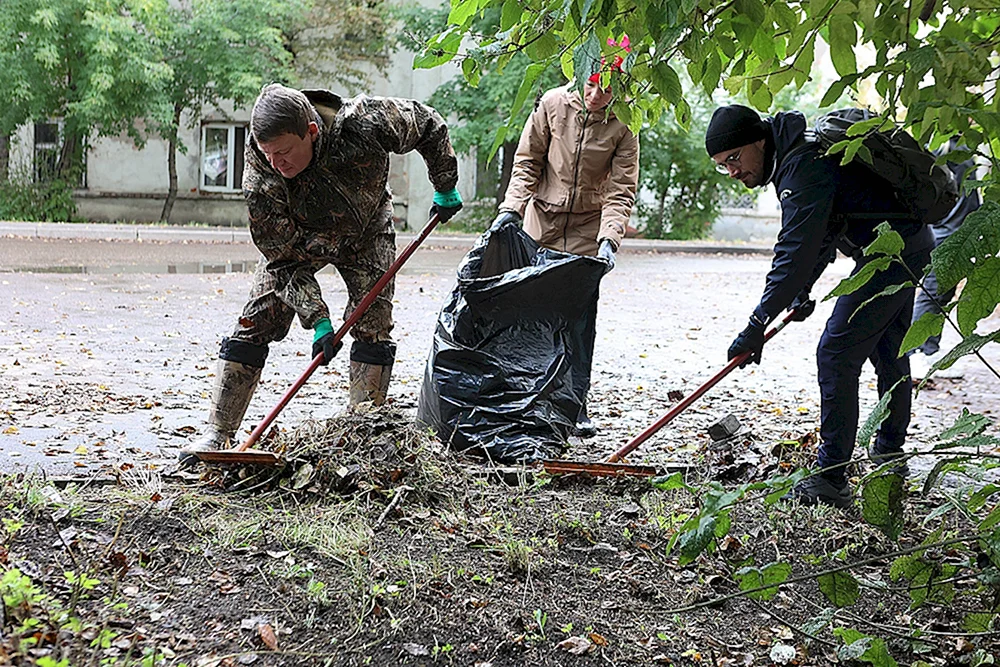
[417,219,605,463]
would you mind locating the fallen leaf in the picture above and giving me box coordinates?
[769,643,796,665]
[402,643,429,656]
[258,623,277,650]
[557,636,592,655]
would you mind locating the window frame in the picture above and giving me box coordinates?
[200,122,247,193]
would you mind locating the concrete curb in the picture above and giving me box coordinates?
[0,221,774,255]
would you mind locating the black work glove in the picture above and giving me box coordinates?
[597,239,616,274]
[490,210,521,232]
[311,318,343,366]
[728,311,767,368]
[430,188,463,223]
[788,291,815,322]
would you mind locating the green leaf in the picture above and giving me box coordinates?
[413,27,463,69]
[857,378,904,451]
[526,32,559,61]
[650,61,682,104]
[650,472,690,491]
[932,201,1000,293]
[612,98,632,128]
[849,281,914,324]
[956,256,1000,336]
[845,116,886,137]
[939,408,992,440]
[981,506,1000,534]
[927,330,1000,374]
[747,78,772,111]
[899,312,946,357]
[824,257,892,300]
[448,0,478,27]
[921,457,968,495]
[963,612,994,634]
[861,472,906,541]
[461,58,481,87]
[982,527,1000,569]
[828,15,858,76]
[573,32,602,85]
[702,49,723,96]
[863,223,904,257]
[820,78,849,108]
[507,62,547,127]
[487,124,508,163]
[968,483,1000,513]
[579,0,602,23]
[500,0,521,31]
[674,514,716,566]
[792,35,815,88]
[801,607,836,636]
[833,628,899,667]
[734,561,791,600]
[733,0,766,25]
[817,570,860,607]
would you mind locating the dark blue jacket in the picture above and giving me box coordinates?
[755,111,921,323]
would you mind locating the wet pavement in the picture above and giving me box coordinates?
[1,232,997,480]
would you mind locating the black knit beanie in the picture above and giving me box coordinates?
[705,105,768,156]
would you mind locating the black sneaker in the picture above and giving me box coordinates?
[782,476,853,509]
[572,418,597,438]
[870,451,911,478]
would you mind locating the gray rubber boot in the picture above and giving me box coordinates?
[348,360,393,407]
[179,360,261,466]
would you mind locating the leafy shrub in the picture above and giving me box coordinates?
[0,172,77,222]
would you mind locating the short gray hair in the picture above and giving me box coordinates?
[250,84,317,143]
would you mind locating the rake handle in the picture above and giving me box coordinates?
[606,309,798,464]
[236,213,442,453]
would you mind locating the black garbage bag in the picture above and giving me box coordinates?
[417,218,606,463]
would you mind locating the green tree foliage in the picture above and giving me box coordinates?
[152,0,308,221]
[415,0,999,203]
[637,100,745,239]
[0,0,172,180]
[287,0,395,88]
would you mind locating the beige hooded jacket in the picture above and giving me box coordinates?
[500,85,639,255]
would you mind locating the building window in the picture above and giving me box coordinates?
[33,120,87,187]
[34,121,61,183]
[201,123,246,192]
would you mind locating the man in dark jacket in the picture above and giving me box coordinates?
[179,83,462,465]
[706,104,933,508]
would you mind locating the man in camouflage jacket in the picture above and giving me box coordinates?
[180,84,461,464]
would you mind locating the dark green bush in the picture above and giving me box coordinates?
[0,177,77,222]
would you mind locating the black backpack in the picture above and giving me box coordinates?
[807,108,959,225]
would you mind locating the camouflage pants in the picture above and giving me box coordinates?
[230,225,397,348]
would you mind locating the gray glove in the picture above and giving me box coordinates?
[598,239,616,274]
[490,210,521,232]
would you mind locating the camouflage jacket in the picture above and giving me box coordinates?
[243,89,459,329]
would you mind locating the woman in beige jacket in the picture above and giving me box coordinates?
[491,73,640,436]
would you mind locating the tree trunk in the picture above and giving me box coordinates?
[497,140,517,208]
[160,104,183,223]
[57,130,84,185]
[0,133,9,183]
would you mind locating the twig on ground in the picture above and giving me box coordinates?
[374,485,411,530]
